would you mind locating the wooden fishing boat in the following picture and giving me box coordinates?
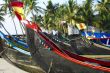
[10,1,110,73]
[82,32,110,47]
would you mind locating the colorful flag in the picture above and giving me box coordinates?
[10,1,41,31]
[10,1,25,20]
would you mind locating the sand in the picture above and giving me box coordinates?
[0,58,28,73]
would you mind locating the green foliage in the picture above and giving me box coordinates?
[42,0,110,32]
[2,0,110,33]
[76,0,94,25]
[0,9,5,21]
[96,0,110,30]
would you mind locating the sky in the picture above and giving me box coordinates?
[0,0,97,35]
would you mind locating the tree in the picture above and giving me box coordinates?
[0,9,5,21]
[96,0,110,30]
[75,0,95,27]
[43,0,59,31]
[22,0,43,16]
[66,0,78,25]
[0,5,5,28]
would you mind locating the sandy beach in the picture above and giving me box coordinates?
[0,58,28,73]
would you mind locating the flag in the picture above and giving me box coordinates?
[10,1,25,20]
[10,1,41,32]
[76,23,87,30]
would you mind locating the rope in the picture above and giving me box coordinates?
[0,22,11,35]
[12,18,18,35]
[47,59,53,73]
[19,21,25,35]
[9,8,18,35]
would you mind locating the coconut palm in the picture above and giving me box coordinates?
[43,0,59,31]
[75,0,95,26]
[0,9,5,21]
[96,0,110,30]
[54,4,68,35]
[31,15,43,25]
[54,0,79,35]
[0,3,6,28]
[22,0,44,17]
[56,0,79,35]
[66,0,78,25]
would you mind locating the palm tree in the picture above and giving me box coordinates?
[0,9,5,21]
[0,5,5,28]
[75,0,95,26]
[31,15,43,25]
[66,0,78,25]
[42,0,78,35]
[22,0,44,16]
[56,0,79,35]
[43,0,59,31]
[57,0,79,36]
[96,0,110,30]
[55,4,69,34]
